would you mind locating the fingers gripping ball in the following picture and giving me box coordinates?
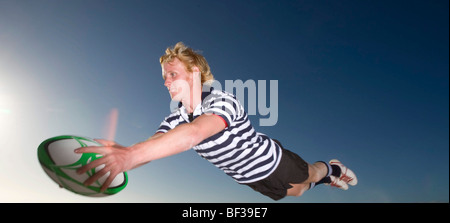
[37,135,128,197]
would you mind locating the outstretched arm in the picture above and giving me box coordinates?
[75,114,226,191]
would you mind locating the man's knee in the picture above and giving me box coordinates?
[287,183,308,197]
[290,190,305,197]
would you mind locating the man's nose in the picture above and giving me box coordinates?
[164,78,171,88]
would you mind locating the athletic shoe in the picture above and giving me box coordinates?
[327,176,349,190]
[329,159,358,186]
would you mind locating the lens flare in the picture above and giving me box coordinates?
[103,108,119,141]
[0,108,11,114]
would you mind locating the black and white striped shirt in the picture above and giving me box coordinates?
[156,88,282,184]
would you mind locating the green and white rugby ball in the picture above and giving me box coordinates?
[37,135,128,197]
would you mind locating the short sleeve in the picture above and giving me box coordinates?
[202,91,241,127]
[155,112,181,134]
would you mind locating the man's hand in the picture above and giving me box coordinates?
[75,139,132,192]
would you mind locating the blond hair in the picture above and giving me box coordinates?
[160,42,214,85]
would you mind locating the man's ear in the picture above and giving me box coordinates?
[191,66,202,90]
[192,66,200,73]
[191,66,201,80]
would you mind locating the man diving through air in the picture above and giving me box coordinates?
[76,42,357,201]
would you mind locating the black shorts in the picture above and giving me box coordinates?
[242,139,309,201]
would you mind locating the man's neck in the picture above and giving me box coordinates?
[183,88,202,114]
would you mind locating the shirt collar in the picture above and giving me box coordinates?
[178,86,214,122]
[178,86,214,108]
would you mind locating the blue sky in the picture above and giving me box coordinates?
[0,0,448,202]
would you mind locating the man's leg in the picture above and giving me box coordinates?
[286,160,358,197]
[286,162,328,197]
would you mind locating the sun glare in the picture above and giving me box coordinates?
[0,94,14,116]
[0,94,16,147]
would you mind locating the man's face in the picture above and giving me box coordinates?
[162,58,193,102]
